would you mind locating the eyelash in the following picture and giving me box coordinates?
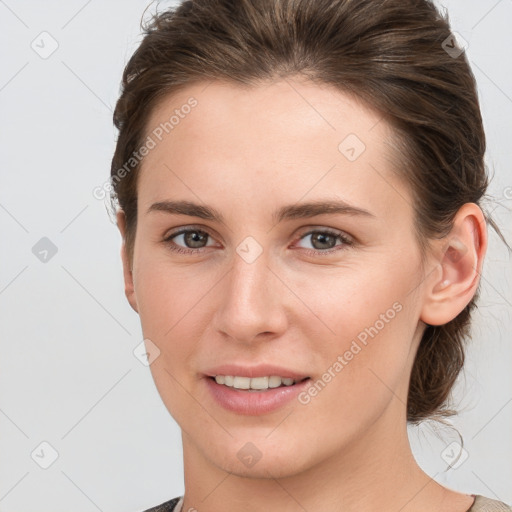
[162,227,354,257]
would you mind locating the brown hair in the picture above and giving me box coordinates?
[110,0,504,424]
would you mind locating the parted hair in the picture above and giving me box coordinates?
[111,0,501,424]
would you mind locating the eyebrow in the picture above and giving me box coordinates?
[147,199,375,224]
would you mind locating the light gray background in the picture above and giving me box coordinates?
[0,1,511,511]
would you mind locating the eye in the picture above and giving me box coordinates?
[294,229,353,256]
[163,227,215,255]
[162,227,354,256]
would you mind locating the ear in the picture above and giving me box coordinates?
[420,203,488,326]
[116,210,139,314]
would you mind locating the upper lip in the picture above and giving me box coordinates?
[203,364,310,380]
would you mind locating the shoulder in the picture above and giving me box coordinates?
[470,495,512,511]
[140,496,182,512]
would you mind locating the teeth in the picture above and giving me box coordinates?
[249,376,268,389]
[214,375,302,390]
[233,376,250,389]
[268,376,282,388]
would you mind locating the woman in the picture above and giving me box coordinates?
[109,0,511,510]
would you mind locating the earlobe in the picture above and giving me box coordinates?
[116,211,139,314]
[420,203,487,326]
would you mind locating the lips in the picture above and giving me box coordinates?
[204,375,312,415]
[202,363,312,415]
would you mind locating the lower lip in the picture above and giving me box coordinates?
[204,377,311,415]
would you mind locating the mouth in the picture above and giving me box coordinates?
[208,375,311,392]
[204,374,312,415]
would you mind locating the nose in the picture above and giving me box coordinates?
[212,249,288,344]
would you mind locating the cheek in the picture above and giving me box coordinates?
[133,258,204,424]
[294,253,417,349]
[296,254,421,410]
[133,246,196,334]
[132,255,197,383]
[294,302,417,454]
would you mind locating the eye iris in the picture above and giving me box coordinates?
[185,231,208,248]
[312,232,336,250]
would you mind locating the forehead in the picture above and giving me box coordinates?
[145,78,391,152]
[138,78,412,225]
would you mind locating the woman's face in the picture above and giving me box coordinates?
[123,78,432,478]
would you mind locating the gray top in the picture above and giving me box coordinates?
[470,495,512,511]
[142,494,512,511]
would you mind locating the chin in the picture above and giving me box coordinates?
[200,435,314,479]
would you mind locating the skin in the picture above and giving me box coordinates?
[117,78,487,512]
